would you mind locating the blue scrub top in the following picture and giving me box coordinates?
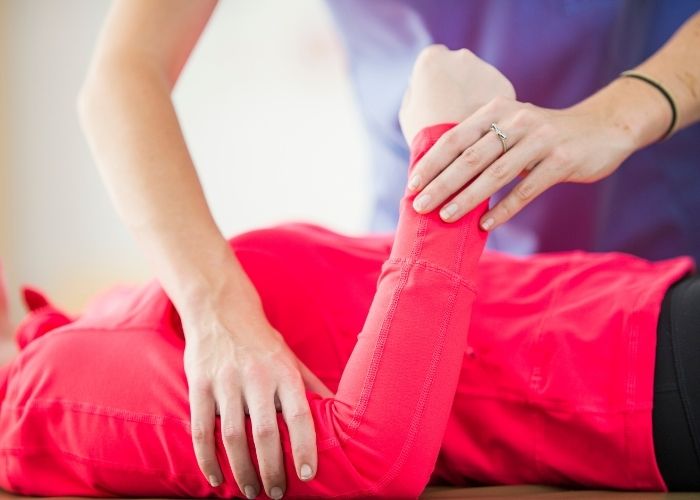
[325,0,700,262]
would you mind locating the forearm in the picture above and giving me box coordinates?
[636,11,700,131]
[331,124,488,494]
[78,61,260,322]
[572,11,700,151]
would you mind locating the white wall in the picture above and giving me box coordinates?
[0,0,370,323]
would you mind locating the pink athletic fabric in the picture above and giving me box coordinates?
[0,124,694,496]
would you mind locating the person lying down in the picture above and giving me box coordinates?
[1,47,698,498]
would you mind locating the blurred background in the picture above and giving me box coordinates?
[0,0,370,324]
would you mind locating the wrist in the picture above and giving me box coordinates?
[572,76,671,154]
[167,247,264,333]
[179,269,263,329]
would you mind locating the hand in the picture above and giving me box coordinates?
[399,45,515,146]
[404,50,639,229]
[182,283,325,499]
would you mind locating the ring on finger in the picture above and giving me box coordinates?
[490,122,509,154]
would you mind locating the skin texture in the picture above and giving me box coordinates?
[77,1,330,498]
[407,11,700,230]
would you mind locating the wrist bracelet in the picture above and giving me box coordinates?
[619,70,678,142]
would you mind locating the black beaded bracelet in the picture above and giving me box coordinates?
[620,70,678,142]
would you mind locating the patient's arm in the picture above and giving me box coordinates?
[277,47,516,496]
[302,123,488,496]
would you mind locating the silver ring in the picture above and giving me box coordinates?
[490,122,509,154]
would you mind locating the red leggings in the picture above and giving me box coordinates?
[0,124,692,496]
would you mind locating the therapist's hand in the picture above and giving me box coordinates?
[401,45,670,231]
[181,268,330,499]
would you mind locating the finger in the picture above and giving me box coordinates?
[189,383,224,488]
[278,377,317,482]
[413,125,507,213]
[439,136,545,222]
[298,362,334,398]
[407,95,512,192]
[292,351,334,398]
[246,382,286,499]
[218,388,260,499]
[480,159,559,230]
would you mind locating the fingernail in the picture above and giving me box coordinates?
[440,203,458,220]
[270,486,284,499]
[413,193,431,212]
[300,463,313,480]
[408,175,421,190]
[244,485,257,499]
[481,217,494,230]
[209,475,221,487]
